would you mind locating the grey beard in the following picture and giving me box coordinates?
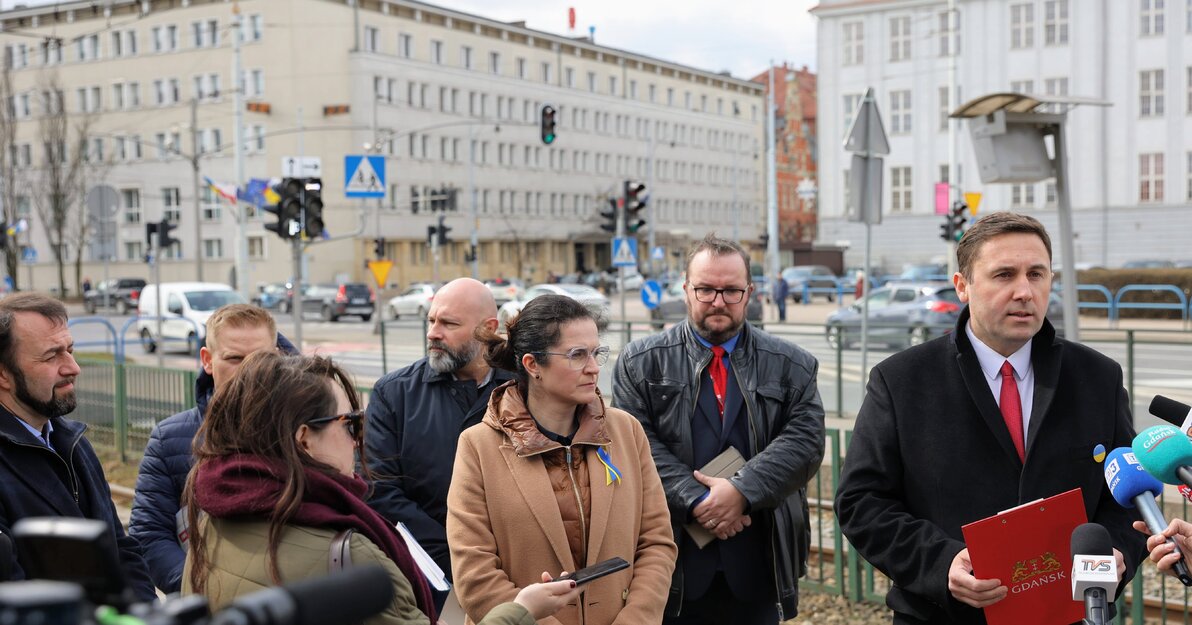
[427,340,481,374]
[689,311,743,346]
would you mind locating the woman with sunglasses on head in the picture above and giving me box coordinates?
[447,294,677,625]
[182,351,580,625]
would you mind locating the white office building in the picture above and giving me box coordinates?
[812,0,1192,271]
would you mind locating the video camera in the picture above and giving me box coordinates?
[0,517,394,625]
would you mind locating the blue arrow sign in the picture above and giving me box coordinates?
[344,155,386,198]
[641,280,663,310]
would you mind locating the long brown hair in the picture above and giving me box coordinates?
[183,352,363,592]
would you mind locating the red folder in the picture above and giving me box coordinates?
[960,488,1088,625]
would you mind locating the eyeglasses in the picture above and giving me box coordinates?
[691,286,747,304]
[537,346,611,370]
[306,409,365,440]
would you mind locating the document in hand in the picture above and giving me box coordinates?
[684,446,746,549]
[960,488,1088,625]
[395,522,451,591]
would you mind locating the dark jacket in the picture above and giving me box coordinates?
[833,310,1147,625]
[365,358,513,578]
[0,408,156,601]
[612,320,826,619]
[129,333,296,593]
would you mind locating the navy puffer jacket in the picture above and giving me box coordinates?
[129,333,297,593]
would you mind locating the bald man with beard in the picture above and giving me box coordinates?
[365,278,513,609]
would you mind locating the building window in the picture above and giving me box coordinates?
[843,93,862,131]
[541,61,553,84]
[203,239,223,259]
[162,187,181,222]
[1010,80,1035,95]
[1041,77,1066,96]
[488,51,499,74]
[431,40,443,64]
[122,189,141,224]
[460,46,472,70]
[364,26,379,52]
[890,166,912,212]
[1140,153,1164,201]
[516,57,526,79]
[248,14,263,41]
[1011,183,1036,208]
[1044,0,1069,45]
[890,90,912,134]
[1186,152,1192,199]
[1142,0,1165,36]
[76,34,99,61]
[1141,69,1165,117]
[890,16,911,61]
[1010,3,1034,48]
[201,187,223,221]
[939,10,960,56]
[843,21,864,65]
[248,236,265,260]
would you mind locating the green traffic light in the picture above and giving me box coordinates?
[544,133,555,144]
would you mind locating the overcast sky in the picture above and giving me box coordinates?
[0,0,820,78]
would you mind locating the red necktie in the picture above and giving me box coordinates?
[709,346,727,418]
[1000,360,1025,461]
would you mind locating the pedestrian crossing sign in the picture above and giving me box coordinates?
[612,237,637,268]
[345,155,386,198]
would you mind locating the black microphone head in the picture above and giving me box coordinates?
[1071,522,1113,556]
[286,565,395,625]
[1150,395,1192,426]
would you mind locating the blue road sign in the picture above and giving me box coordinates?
[20,246,36,263]
[641,280,663,309]
[652,246,665,260]
[344,155,386,198]
[612,237,638,268]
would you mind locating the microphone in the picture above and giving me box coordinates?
[1102,446,1192,586]
[1150,395,1192,432]
[1132,425,1192,488]
[209,564,395,625]
[1070,523,1117,625]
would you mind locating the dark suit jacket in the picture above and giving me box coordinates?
[834,309,1146,625]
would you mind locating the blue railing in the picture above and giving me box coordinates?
[1112,285,1189,329]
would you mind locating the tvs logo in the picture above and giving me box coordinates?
[1010,551,1063,584]
[1079,558,1113,573]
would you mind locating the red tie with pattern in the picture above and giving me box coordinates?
[1000,360,1025,461]
[709,346,727,419]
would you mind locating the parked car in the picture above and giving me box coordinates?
[84,278,146,315]
[484,278,524,306]
[252,282,292,311]
[825,283,1064,349]
[386,283,438,319]
[498,284,610,330]
[781,265,839,303]
[296,283,375,322]
[898,263,949,282]
[649,275,764,324]
[1122,259,1176,269]
[137,282,244,353]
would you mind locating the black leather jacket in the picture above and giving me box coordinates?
[612,320,825,619]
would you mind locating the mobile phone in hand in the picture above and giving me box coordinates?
[552,557,629,586]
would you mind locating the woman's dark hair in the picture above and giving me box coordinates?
[476,294,597,391]
[184,351,363,593]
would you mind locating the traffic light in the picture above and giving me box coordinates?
[427,225,438,246]
[624,180,647,234]
[949,201,968,242]
[146,222,158,247]
[437,214,451,245]
[157,219,179,249]
[600,198,618,233]
[302,178,324,239]
[373,237,385,259]
[540,104,557,145]
[759,232,770,248]
[464,243,478,263]
[938,217,954,243]
[264,178,303,240]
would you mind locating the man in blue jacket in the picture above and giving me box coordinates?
[129,304,295,593]
[365,277,512,609]
[0,293,155,601]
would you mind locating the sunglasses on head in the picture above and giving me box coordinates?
[306,409,365,440]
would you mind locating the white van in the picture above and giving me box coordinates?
[136,282,246,353]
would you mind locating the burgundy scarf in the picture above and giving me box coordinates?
[193,454,437,622]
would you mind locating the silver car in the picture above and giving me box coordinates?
[498,284,610,330]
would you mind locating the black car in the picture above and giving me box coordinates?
[296,283,375,322]
[84,278,147,315]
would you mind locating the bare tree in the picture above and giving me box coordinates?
[30,71,94,299]
[0,50,20,289]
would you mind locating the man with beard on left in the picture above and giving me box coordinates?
[366,277,513,611]
[0,293,155,600]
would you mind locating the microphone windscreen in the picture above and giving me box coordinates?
[1071,522,1113,557]
[1132,425,1192,485]
[1150,395,1192,427]
[1104,447,1164,508]
[287,565,395,625]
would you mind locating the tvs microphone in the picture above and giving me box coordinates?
[1101,446,1192,586]
[1149,395,1192,433]
[1132,425,1192,488]
[1070,523,1117,625]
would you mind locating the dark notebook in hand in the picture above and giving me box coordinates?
[684,446,746,549]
